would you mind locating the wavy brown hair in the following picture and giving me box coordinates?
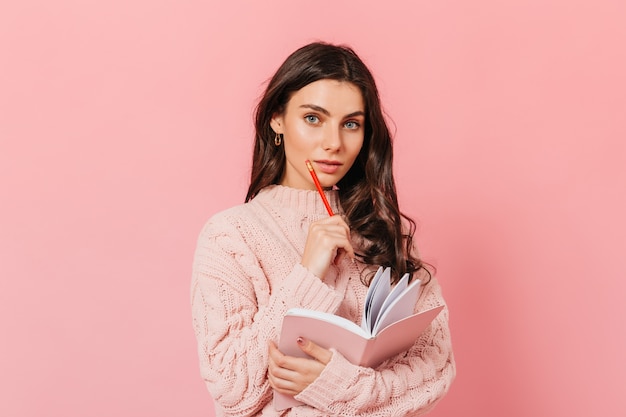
[245,42,428,285]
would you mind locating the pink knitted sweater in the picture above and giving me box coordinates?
[191,185,455,416]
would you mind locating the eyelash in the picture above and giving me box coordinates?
[304,114,361,129]
[305,115,319,124]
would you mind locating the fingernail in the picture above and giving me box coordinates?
[296,337,305,345]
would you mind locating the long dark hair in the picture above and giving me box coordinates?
[245,42,428,285]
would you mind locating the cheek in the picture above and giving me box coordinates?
[295,122,321,139]
[284,129,309,157]
[349,135,365,155]
[288,124,320,149]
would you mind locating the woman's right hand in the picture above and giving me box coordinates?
[300,215,355,279]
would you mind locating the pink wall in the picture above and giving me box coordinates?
[1,1,624,416]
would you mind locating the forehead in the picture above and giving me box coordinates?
[286,79,364,112]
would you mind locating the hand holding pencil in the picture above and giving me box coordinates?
[300,160,355,278]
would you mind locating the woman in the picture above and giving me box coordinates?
[191,42,455,416]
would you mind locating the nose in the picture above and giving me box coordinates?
[321,125,341,151]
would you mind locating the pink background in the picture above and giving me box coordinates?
[1,0,625,416]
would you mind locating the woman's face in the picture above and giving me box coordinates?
[271,79,365,190]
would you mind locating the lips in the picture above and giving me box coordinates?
[314,160,342,174]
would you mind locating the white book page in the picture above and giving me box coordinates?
[375,273,409,328]
[361,267,383,330]
[372,276,422,334]
[361,267,391,332]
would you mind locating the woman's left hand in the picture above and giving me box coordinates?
[267,338,333,396]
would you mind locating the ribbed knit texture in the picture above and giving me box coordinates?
[191,185,455,416]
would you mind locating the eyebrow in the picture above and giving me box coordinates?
[299,104,365,119]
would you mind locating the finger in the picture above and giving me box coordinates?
[334,241,355,265]
[314,215,351,238]
[328,216,355,261]
[268,341,299,373]
[296,337,333,365]
[317,226,355,261]
[268,342,309,396]
[268,341,281,362]
[267,370,300,396]
[328,216,352,241]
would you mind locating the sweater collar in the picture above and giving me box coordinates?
[255,184,342,215]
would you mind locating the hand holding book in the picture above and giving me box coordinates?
[274,266,444,410]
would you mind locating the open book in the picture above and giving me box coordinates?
[273,267,444,411]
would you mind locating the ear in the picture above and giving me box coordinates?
[270,114,283,134]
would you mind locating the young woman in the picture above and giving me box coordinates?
[191,42,455,416]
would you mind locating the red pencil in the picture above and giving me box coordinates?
[305,160,334,216]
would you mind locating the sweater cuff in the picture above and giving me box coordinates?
[294,348,364,411]
[279,263,343,313]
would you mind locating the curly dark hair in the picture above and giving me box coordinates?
[245,42,428,285]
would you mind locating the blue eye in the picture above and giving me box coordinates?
[345,121,360,129]
[305,115,319,124]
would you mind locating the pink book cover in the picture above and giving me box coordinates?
[273,304,444,410]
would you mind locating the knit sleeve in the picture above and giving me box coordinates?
[293,277,456,416]
[190,214,343,416]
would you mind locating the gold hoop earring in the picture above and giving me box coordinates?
[274,133,283,146]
